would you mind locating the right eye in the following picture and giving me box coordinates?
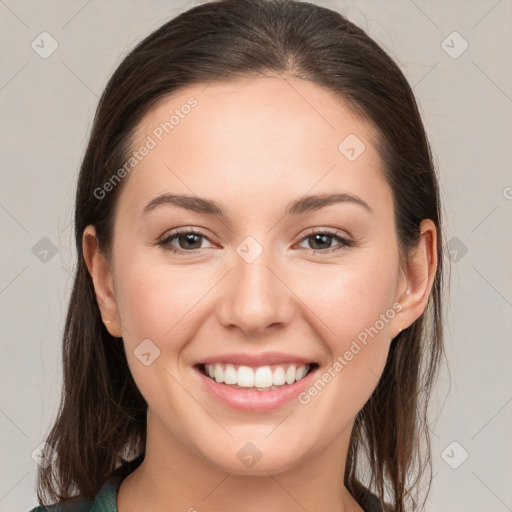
[157,228,216,254]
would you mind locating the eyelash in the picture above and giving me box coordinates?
[156,227,355,255]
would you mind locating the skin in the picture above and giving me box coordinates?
[83,75,437,512]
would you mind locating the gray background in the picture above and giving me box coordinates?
[0,0,511,510]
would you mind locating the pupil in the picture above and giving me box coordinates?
[312,234,330,250]
[181,233,201,249]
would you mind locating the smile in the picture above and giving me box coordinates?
[199,362,315,391]
[194,361,319,412]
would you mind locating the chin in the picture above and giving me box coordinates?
[202,444,307,476]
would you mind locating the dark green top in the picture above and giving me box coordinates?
[29,455,391,511]
[29,475,120,512]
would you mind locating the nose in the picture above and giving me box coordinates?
[216,249,295,337]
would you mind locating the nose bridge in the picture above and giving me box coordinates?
[218,235,292,334]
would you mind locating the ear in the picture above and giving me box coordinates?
[82,225,123,338]
[391,219,438,338]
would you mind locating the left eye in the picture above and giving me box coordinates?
[296,230,354,252]
[157,228,354,254]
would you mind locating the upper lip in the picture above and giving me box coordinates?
[195,351,317,367]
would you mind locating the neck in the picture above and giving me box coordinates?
[117,412,363,512]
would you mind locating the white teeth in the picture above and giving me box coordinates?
[272,366,286,386]
[224,364,237,384]
[285,364,297,385]
[254,366,273,388]
[214,365,223,383]
[237,366,254,387]
[203,362,311,390]
[296,365,306,381]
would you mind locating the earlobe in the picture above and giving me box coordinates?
[82,225,123,337]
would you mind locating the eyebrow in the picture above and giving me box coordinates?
[141,192,373,217]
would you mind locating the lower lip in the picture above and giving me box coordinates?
[194,365,318,412]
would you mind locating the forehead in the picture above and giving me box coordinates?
[119,76,391,220]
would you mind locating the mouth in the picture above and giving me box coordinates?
[195,362,319,392]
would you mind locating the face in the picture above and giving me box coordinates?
[90,76,415,474]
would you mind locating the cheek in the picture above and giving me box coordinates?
[113,254,221,403]
[304,259,397,335]
[294,251,398,375]
[115,253,212,344]
[294,265,397,418]
[113,256,206,411]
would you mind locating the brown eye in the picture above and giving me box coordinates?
[158,228,214,254]
[155,227,354,256]
[297,229,354,253]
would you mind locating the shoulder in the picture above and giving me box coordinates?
[357,485,395,512]
[28,453,144,512]
[27,497,92,512]
[27,474,120,512]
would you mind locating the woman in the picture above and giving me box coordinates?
[30,0,447,510]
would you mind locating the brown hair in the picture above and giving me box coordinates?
[36,1,448,510]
